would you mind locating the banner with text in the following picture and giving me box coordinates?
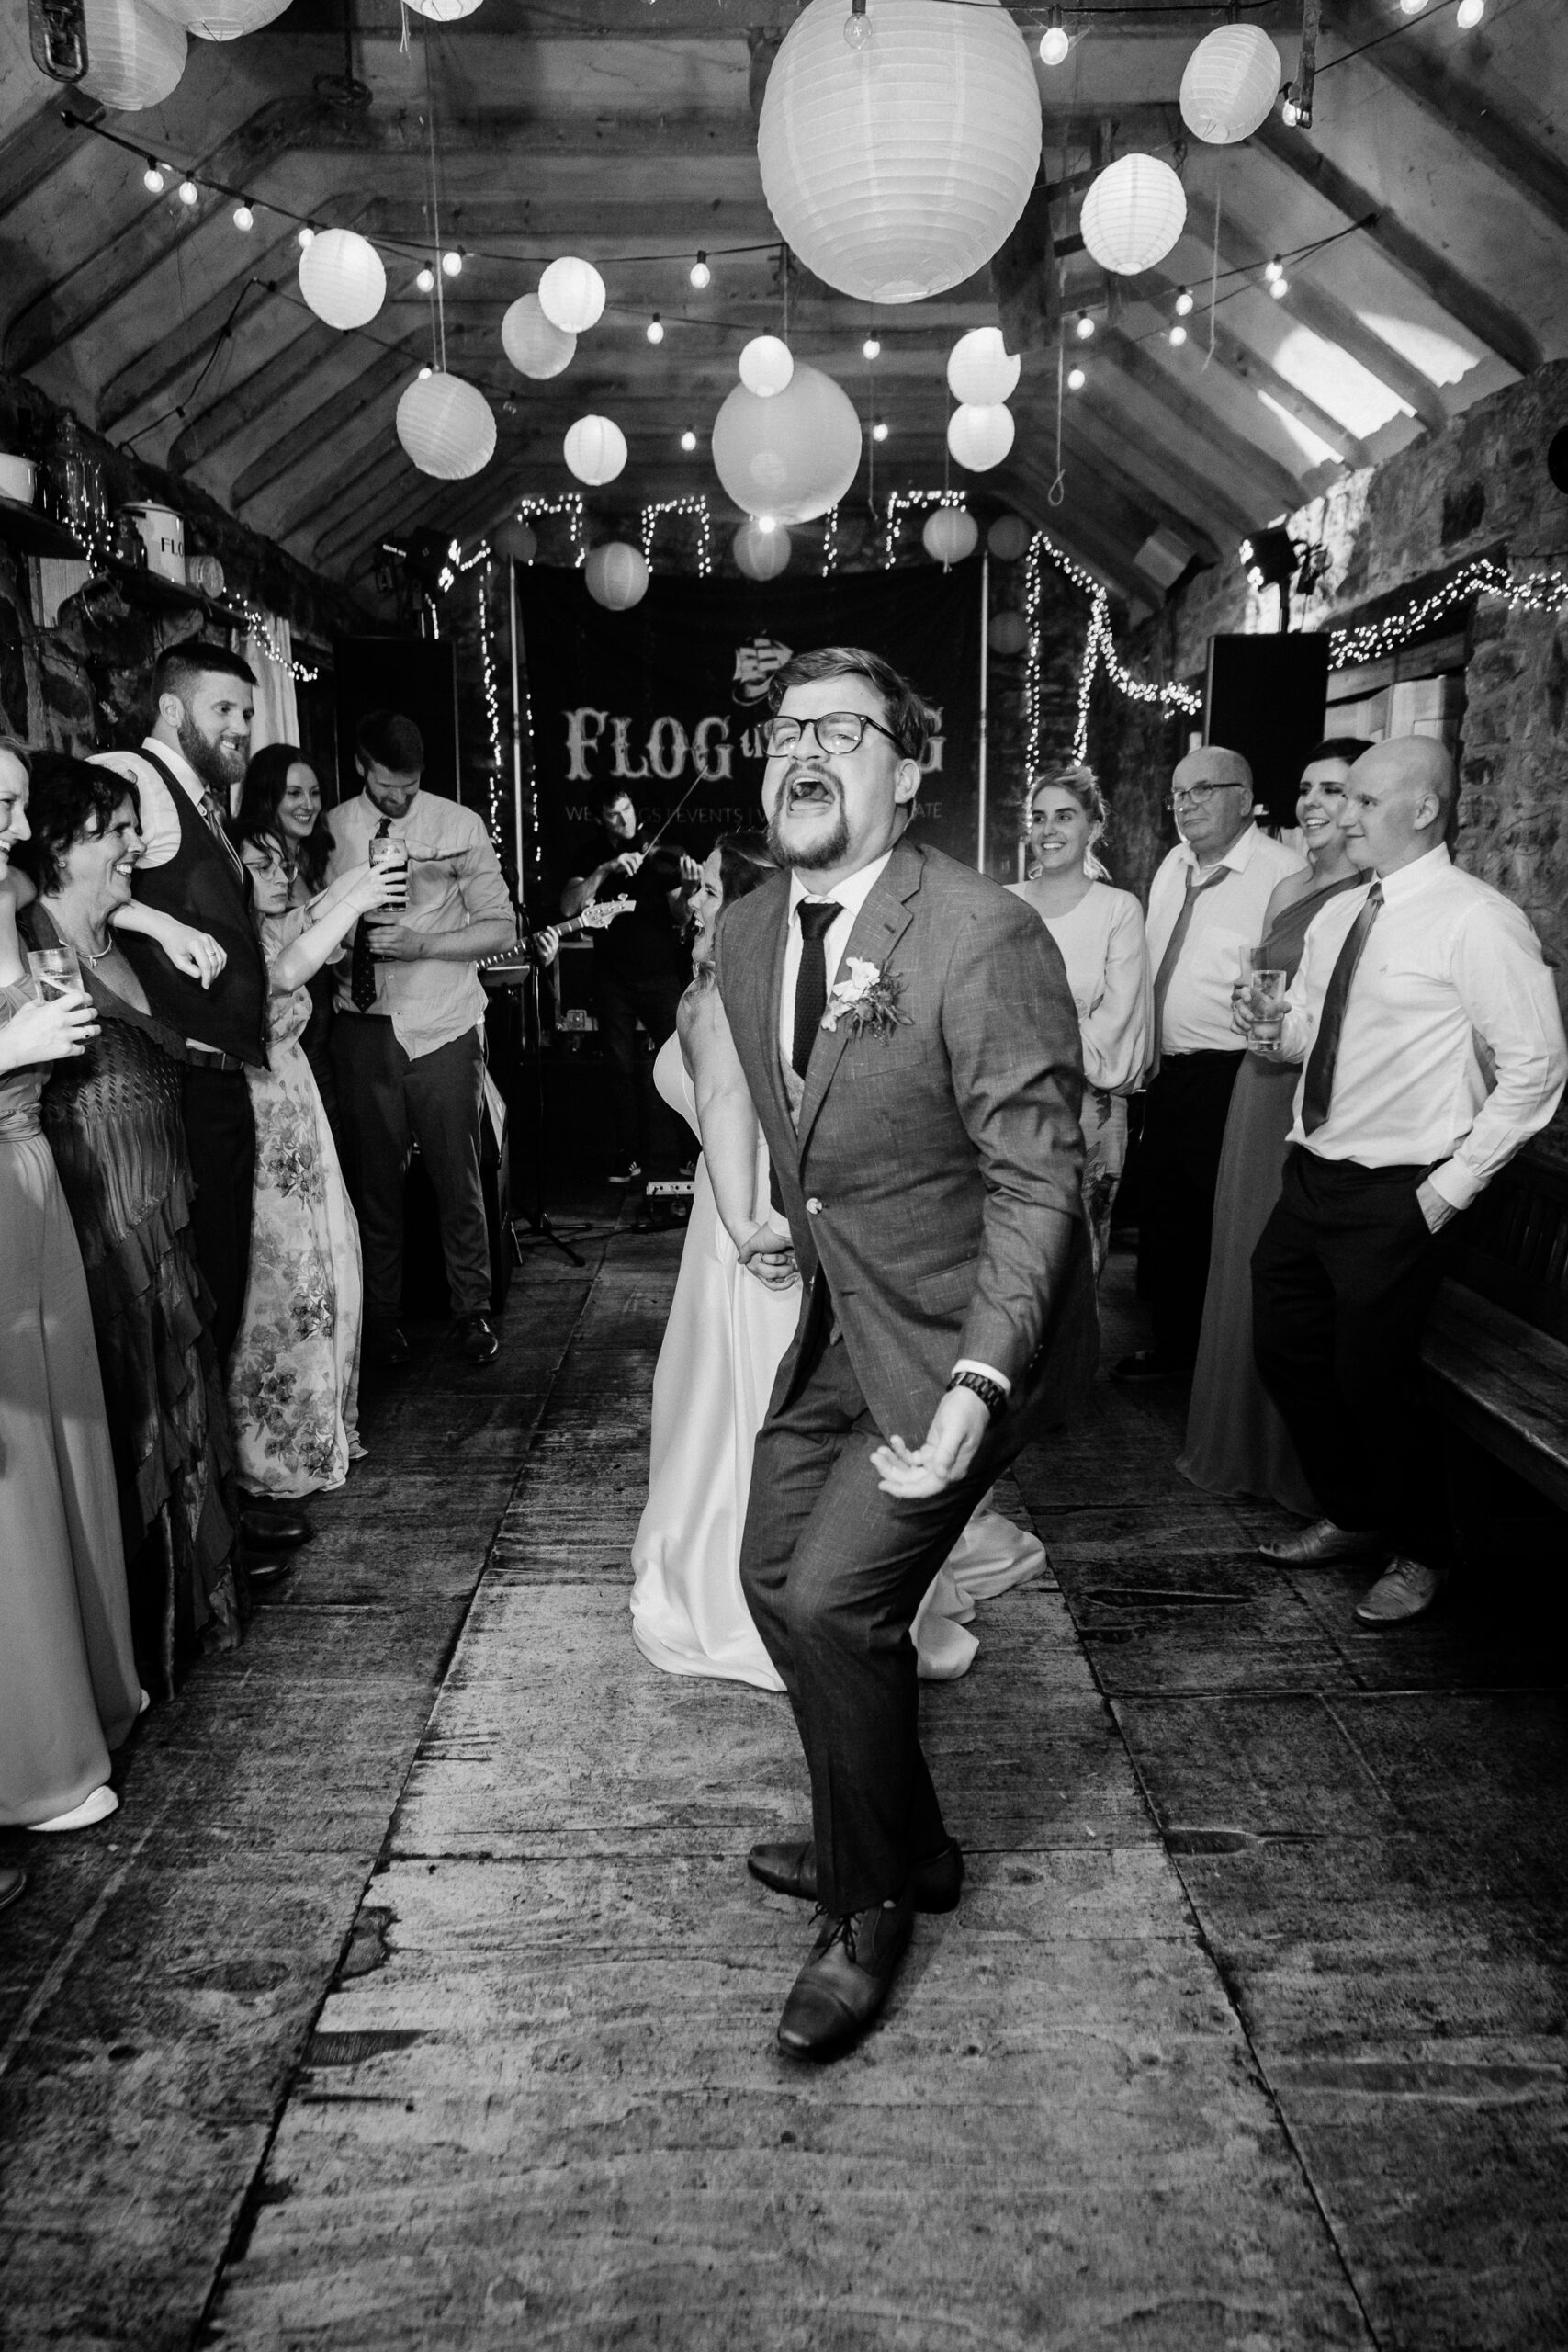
[516,564,983,895]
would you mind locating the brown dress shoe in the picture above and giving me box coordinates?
[777,1894,915,2061]
[1354,1556,1445,1627]
[749,1837,964,1914]
[1258,1517,1388,1567]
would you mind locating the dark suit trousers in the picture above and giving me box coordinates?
[181,1066,255,1371]
[594,965,686,1180]
[1136,1049,1243,1364]
[332,1018,491,1325]
[740,1334,997,1916]
[1251,1147,1450,1566]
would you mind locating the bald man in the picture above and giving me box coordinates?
[1244,738,1565,1624]
[1115,745,1306,1379]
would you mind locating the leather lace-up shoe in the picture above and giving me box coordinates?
[0,1864,26,1915]
[1258,1517,1388,1567]
[368,1325,411,1370]
[749,1837,964,1915]
[1355,1556,1446,1627]
[1110,1349,1192,1383]
[457,1311,500,1364]
[239,1498,312,1549]
[777,1893,914,2062]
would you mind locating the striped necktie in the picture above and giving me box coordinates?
[1149,863,1230,1071]
[198,790,245,887]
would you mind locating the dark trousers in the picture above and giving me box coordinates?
[594,965,686,1180]
[181,1065,255,1371]
[739,1334,998,1916]
[1136,1050,1243,1364]
[332,1018,491,1325]
[1251,1147,1449,1565]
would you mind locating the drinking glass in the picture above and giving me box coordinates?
[1247,966,1288,1052]
[28,943,83,1001]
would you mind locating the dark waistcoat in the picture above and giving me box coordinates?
[120,752,268,1067]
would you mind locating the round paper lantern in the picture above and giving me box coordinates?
[538,257,605,334]
[947,403,1015,472]
[739,335,795,399]
[298,228,386,331]
[396,372,496,481]
[584,543,649,612]
[1081,154,1188,277]
[563,415,627,487]
[989,610,1029,657]
[501,294,575,381]
[987,512,1032,561]
[492,520,537,565]
[733,519,793,582]
[711,362,863,525]
[154,0,289,35]
[403,0,483,17]
[80,0,186,109]
[946,328,1020,408]
[1179,24,1282,145]
[922,507,979,567]
[757,0,1042,305]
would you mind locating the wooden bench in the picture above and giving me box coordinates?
[1418,1148,1568,1522]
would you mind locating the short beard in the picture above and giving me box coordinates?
[767,772,850,872]
[177,713,244,796]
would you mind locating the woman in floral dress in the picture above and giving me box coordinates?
[226,828,400,1499]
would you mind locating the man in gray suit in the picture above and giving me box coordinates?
[716,647,1094,2061]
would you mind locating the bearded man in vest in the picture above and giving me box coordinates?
[93,641,309,1560]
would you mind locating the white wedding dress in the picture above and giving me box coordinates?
[629,1032,1046,1689]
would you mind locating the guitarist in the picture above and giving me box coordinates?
[561,786,696,1195]
[325,710,521,1371]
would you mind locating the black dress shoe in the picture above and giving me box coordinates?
[1258,1516,1387,1566]
[457,1310,500,1365]
[0,1864,26,1916]
[239,1545,295,1589]
[239,1499,312,1549]
[750,1837,964,1915]
[1110,1349,1193,1383]
[777,1894,915,2062]
[368,1325,411,1369]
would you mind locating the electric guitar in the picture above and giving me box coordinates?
[479,894,636,979]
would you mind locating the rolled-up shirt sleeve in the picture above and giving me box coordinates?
[455,818,513,927]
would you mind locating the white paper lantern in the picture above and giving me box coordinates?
[584,543,649,611]
[396,372,496,481]
[153,0,289,36]
[501,294,575,381]
[946,329,1021,408]
[711,362,862,525]
[1080,154,1188,277]
[538,257,606,334]
[947,403,1014,472]
[757,0,1042,305]
[739,336,795,399]
[1179,24,1283,145]
[80,0,186,110]
[733,520,793,582]
[922,507,979,567]
[492,520,537,565]
[298,229,386,331]
[563,415,627,487]
[987,513,1032,561]
[403,0,484,17]
[989,609,1029,657]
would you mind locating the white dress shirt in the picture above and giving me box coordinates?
[89,736,217,867]
[1279,845,1567,1210]
[1145,824,1307,1055]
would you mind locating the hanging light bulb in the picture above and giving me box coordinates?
[1174,286,1194,318]
[1076,310,1095,342]
[442,250,463,279]
[758,514,778,534]
[863,335,881,360]
[1269,271,1290,299]
[646,313,664,344]
[1280,92,1301,126]
[177,176,199,207]
[689,251,711,290]
[1398,0,1427,13]
[1169,322,1188,347]
[416,266,435,294]
[297,224,315,249]
[1066,364,1086,392]
[232,200,254,232]
[680,429,698,452]
[418,366,433,380]
[872,418,889,442]
[142,157,164,194]
[1038,6,1069,67]
[1456,0,1483,22]
[843,0,870,51]
[1264,255,1283,283]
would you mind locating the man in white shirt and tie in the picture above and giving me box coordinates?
[1116,744,1305,1380]
[1246,737,1566,1625]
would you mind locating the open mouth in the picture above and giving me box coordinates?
[783,771,836,816]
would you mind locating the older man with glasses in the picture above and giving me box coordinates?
[1113,744,1306,1382]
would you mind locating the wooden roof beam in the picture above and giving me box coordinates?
[1108,309,1368,476]
[229,345,425,509]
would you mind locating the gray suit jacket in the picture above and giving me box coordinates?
[716,837,1096,1444]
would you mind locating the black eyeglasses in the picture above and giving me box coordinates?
[1168,781,1249,809]
[766,711,906,758]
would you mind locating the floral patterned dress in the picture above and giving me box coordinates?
[227,910,363,1497]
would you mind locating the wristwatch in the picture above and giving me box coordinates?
[946,1368,1007,1421]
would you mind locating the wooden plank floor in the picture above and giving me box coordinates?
[5,1206,1565,2350]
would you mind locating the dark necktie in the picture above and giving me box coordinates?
[350,818,390,1012]
[1301,882,1383,1135]
[198,789,245,887]
[1147,863,1231,1077]
[792,899,842,1078]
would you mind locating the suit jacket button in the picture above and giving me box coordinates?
[806,1195,823,1215]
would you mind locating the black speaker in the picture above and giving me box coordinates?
[333,634,461,807]
[1204,633,1332,829]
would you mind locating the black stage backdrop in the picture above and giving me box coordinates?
[516,565,982,899]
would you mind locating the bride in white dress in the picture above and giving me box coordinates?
[629,834,1045,1689]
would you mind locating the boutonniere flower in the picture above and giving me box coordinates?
[821,957,910,1040]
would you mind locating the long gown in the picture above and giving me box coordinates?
[22,905,241,1689]
[226,910,363,1497]
[1177,872,1364,1515]
[630,1031,1046,1689]
[0,981,141,1826]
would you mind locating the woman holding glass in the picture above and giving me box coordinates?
[1178,738,1372,1511]
[236,746,339,1125]
[1006,765,1151,1277]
